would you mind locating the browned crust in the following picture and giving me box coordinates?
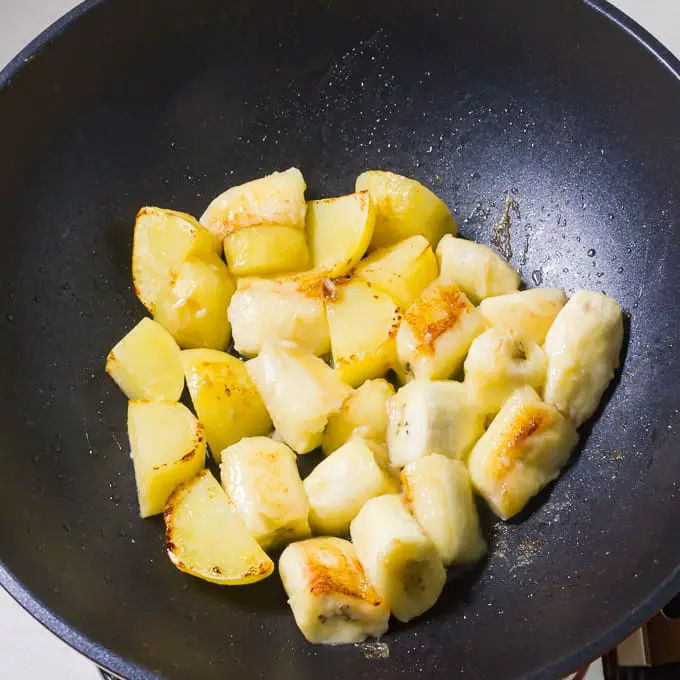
[192,360,252,400]
[310,190,370,210]
[104,351,117,373]
[237,272,354,304]
[212,219,267,237]
[243,560,274,578]
[389,311,403,339]
[295,274,352,302]
[136,206,153,220]
[491,407,548,481]
[153,423,204,470]
[305,543,383,606]
[403,285,473,356]
[131,207,161,313]
[163,470,207,527]
[506,411,545,450]
[162,469,273,582]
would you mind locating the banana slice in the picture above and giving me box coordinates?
[543,290,624,427]
[479,288,567,345]
[464,327,547,415]
[303,438,398,536]
[350,494,446,622]
[322,378,395,456]
[220,437,310,550]
[467,386,578,520]
[435,235,520,304]
[396,282,486,381]
[246,341,353,454]
[228,274,330,357]
[401,455,486,566]
[386,380,485,467]
[279,537,389,645]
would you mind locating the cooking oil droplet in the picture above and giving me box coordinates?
[587,249,596,257]
[531,270,543,285]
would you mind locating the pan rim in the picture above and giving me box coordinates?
[0,0,678,679]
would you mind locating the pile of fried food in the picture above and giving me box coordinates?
[106,168,624,644]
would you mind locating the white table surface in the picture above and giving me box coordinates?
[0,0,678,678]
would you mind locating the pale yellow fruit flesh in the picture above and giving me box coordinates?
[355,234,438,309]
[153,252,235,351]
[106,317,184,401]
[436,235,520,305]
[220,436,311,550]
[386,379,486,467]
[181,349,272,462]
[164,470,274,585]
[304,438,398,536]
[463,327,548,415]
[325,277,401,387]
[246,342,352,454]
[322,378,395,455]
[306,191,375,276]
[401,455,487,566]
[350,494,446,623]
[543,290,623,427]
[467,386,578,520]
[356,170,456,250]
[228,274,330,357]
[127,400,206,518]
[132,206,220,314]
[223,226,310,276]
[478,288,567,345]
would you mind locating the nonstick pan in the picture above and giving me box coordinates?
[1,1,679,679]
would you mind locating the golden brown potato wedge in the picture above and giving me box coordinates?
[132,206,220,314]
[164,470,274,585]
[181,349,272,462]
[127,400,206,518]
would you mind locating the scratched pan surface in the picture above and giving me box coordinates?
[0,0,679,679]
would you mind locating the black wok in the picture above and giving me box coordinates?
[1,1,679,678]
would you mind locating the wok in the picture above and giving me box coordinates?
[0,1,679,679]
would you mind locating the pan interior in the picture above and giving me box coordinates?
[0,1,679,679]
